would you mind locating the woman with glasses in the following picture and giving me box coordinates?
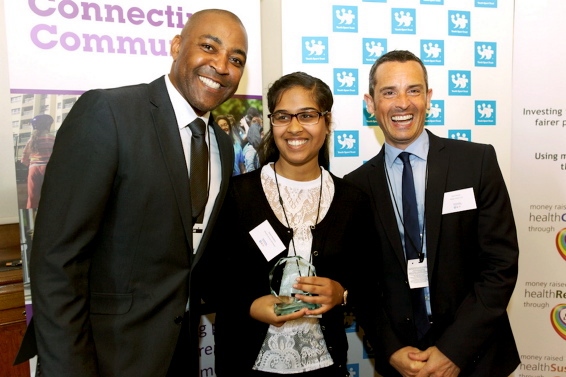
[202,71,378,377]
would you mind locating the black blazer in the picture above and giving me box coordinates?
[201,168,377,376]
[19,76,234,377]
[345,130,520,377]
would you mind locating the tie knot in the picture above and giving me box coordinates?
[188,118,206,135]
[399,151,411,164]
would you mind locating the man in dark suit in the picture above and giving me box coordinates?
[345,50,520,377]
[16,9,247,377]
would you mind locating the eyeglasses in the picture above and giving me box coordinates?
[267,110,329,127]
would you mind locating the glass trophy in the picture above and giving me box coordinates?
[269,255,321,316]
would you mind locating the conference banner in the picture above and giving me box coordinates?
[3,0,261,375]
[281,1,513,375]
[510,1,566,376]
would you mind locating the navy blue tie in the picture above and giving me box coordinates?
[399,152,430,339]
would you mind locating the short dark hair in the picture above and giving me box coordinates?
[368,50,429,97]
[259,72,333,169]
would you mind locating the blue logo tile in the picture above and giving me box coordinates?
[448,10,471,36]
[426,100,444,125]
[474,41,496,67]
[391,8,416,34]
[334,130,359,157]
[448,70,471,96]
[362,38,387,64]
[475,100,496,125]
[333,68,359,95]
[333,6,358,33]
[421,40,444,65]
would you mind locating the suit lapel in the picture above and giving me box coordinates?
[424,130,448,278]
[148,77,194,257]
[367,148,408,272]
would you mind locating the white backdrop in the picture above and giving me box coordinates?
[281,1,513,375]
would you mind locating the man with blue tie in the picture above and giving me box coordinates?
[345,50,520,377]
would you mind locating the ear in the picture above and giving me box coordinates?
[170,35,181,61]
[364,93,375,114]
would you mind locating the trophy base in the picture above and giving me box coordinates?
[274,298,321,316]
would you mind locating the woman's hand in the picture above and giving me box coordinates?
[249,294,308,327]
[293,276,345,316]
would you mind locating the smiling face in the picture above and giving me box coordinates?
[272,86,330,179]
[365,60,432,149]
[169,10,248,116]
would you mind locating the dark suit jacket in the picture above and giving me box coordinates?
[18,76,234,377]
[344,130,520,377]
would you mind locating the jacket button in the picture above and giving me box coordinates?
[313,250,319,256]
[174,316,183,324]
[320,325,325,331]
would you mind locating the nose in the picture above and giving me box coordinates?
[211,52,229,75]
[286,116,304,133]
[395,92,410,109]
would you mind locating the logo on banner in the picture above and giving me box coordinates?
[556,228,566,262]
[550,303,566,340]
[333,6,358,33]
[334,69,358,95]
[426,100,444,126]
[421,40,444,65]
[448,70,471,96]
[334,130,359,157]
[448,10,471,36]
[347,364,360,376]
[475,42,497,67]
[363,101,378,126]
[363,38,387,64]
[421,0,444,4]
[448,130,471,141]
[475,101,496,125]
[302,37,328,64]
[391,8,416,34]
[475,0,497,7]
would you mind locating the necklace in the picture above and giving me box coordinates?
[272,162,323,265]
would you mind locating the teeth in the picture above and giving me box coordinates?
[199,76,221,89]
[392,115,413,121]
[288,139,307,146]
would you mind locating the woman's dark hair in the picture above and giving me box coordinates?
[258,71,333,169]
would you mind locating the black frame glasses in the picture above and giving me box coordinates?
[267,110,329,127]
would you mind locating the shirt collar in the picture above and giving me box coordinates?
[165,74,210,130]
[384,129,429,168]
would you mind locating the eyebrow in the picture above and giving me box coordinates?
[201,33,247,61]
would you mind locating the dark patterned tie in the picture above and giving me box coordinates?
[399,151,430,339]
[188,118,208,223]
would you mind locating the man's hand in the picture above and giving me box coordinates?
[390,346,426,377]
[410,346,460,377]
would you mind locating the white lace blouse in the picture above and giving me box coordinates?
[253,164,336,374]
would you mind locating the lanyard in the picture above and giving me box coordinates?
[384,156,428,262]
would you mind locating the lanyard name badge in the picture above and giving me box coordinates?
[408,257,429,289]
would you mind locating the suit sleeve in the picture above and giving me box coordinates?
[435,144,519,370]
[29,90,119,376]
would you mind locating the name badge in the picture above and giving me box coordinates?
[442,187,476,215]
[192,223,204,254]
[249,220,286,261]
[408,258,429,289]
